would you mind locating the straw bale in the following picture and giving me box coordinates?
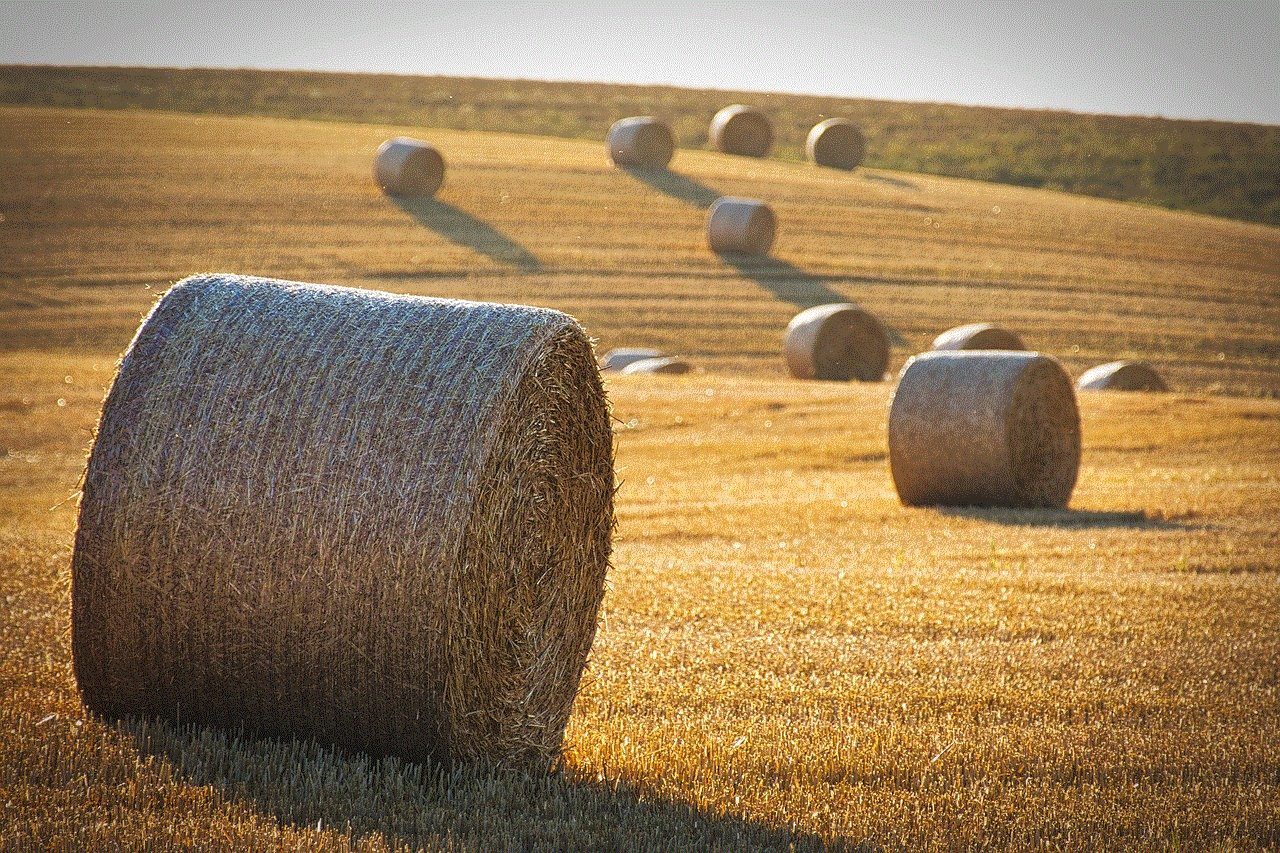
[1077,360,1167,392]
[888,351,1080,508]
[600,347,662,371]
[708,105,773,157]
[805,118,866,170]
[931,322,1026,351]
[784,303,889,382]
[707,196,776,256]
[71,273,614,770]
[374,137,445,197]
[619,356,691,375]
[607,116,675,169]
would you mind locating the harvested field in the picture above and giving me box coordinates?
[1,102,1278,852]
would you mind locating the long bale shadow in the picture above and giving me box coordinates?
[392,197,542,272]
[122,716,866,852]
[618,165,722,209]
[935,506,1206,530]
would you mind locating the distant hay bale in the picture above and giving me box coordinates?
[805,118,866,170]
[619,356,691,375]
[1077,360,1168,392]
[600,347,663,371]
[707,196,776,256]
[606,116,675,169]
[374,137,445,197]
[71,273,614,770]
[888,351,1080,508]
[784,303,889,382]
[708,105,773,158]
[931,322,1026,351]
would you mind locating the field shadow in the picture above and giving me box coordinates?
[122,716,865,852]
[860,172,920,192]
[935,507,1203,531]
[392,197,542,271]
[618,165,722,209]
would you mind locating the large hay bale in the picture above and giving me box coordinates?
[931,322,1026,351]
[1077,360,1168,392]
[888,351,1080,508]
[606,116,675,169]
[71,273,614,770]
[707,196,776,256]
[805,118,866,170]
[784,303,889,382]
[708,104,773,157]
[374,137,445,197]
[600,347,662,371]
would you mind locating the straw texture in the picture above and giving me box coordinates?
[71,274,614,770]
[374,137,445,197]
[707,197,776,256]
[931,322,1026,351]
[1077,360,1168,392]
[784,303,889,381]
[888,351,1080,508]
[805,118,866,170]
[708,105,773,158]
[607,117,675,169]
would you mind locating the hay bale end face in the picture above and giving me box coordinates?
[619,356,691,375]
[607,116,675,169]
[805,118,866,170]
[1077,360,1168,392]
[708,196,776,256]
[71,274,614,770]
[708,104,773,158]
[931,322,1026,351]
[785,303,889,382]
[600,347,662,371]
[374,137,445,197]
[888,351,1081,508]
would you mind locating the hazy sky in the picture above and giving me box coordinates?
[3,1,1278,124]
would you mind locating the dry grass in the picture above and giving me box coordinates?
[2,104,1278,851]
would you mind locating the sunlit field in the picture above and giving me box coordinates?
[2,103,1278,851]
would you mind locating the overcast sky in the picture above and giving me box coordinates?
[3,1,1277,125]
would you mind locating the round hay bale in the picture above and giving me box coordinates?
[888,351,1080,508]
[707,196,776,256]
[784,303,889,382]
[1077,360,1168,392]
[805,118,866,170]
[373,137,445,197]
[606,116,675,169]
[931,322,1026,352]
[708,104,773,157]
[619,356,691,376]
[71,273,614,770]
[600,347,662,371]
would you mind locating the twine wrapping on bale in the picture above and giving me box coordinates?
[784,303,889,382]
[1077,360,1168,392]
[619,356,691,376]
[606,116,675,169]
[931,322,1026,352]
[71,273,614,770]
[707,196,776,256]
[708,105,773,158]
[374,137,445,197]
[888,351,1080,508]
[600,347,662,371]
[805,118,866,171]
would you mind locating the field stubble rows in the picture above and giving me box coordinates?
[1,105,1278,851]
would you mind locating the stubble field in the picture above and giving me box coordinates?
[1,103,1278,851]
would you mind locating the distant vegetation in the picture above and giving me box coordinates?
[4,65,1278,226]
